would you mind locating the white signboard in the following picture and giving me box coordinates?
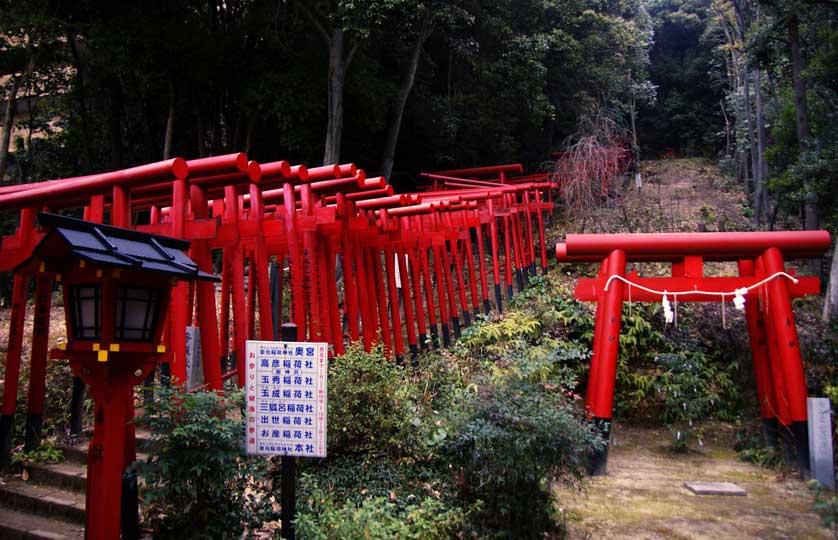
[245,340,328,457]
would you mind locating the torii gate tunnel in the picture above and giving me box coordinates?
[556,230,831,475]
[0,153,569,469]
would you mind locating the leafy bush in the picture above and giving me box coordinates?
[295,477,465,540]
[440,377,601,538]
[132,384,275,539]
[735,424,784,470]
[11,439,63,467]
[808,479,838,538]
[655,352,726,450]
[328,345,418,457]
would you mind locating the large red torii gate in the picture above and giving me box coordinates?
[556,230,831,475]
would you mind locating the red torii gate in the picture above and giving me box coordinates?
[556,231,831,475]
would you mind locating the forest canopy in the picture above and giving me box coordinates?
[1,0,837,239]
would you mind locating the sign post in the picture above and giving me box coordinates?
[244,324,328,540]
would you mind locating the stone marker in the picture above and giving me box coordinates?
[683,482,747,496]
[185,326,204,390]
[808,397,835,490]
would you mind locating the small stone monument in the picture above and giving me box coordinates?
[185,326,204,390]
[808,397,835,490]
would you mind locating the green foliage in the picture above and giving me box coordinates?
[132,384,275,540]
[11,439,63,467]
[327,345,418,457]
[654,352,727,451]
[295,477,465,540]
[734,425,784,470]
[808,479,838,538]
[440,377,601,538]
[294,475,465,540]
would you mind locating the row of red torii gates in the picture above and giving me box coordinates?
[0,152,577,466]
[0,145,827,480]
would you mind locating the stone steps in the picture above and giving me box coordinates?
[0,476,86,524]
[0,506,85,540]
[0,428,157,539]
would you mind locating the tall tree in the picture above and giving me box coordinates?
[299,0,403,165]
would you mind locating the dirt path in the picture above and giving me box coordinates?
[557,424,829,540]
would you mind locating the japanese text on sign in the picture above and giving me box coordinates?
[245,340,327,457]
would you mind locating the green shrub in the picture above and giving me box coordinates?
[295,477,465,540]
[132,384,275,539]
[654,352,724,450]
[441,377,601,538]
[328,345,418,457]
[808,479,838,538]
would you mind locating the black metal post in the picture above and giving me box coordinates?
[280,322,298,540]
[121,467,139,540]
[70,376,86,435]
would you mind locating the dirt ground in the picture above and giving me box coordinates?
[556,423,830,540]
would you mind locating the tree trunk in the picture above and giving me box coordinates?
[743,65,756,192]
[323,29,346,166]
[67,32,93,170]
[789,15,818,230]
[824,241,838,322]
[163,81,175,160]
[380,15,431,180]
[720,99,731,157]
[0,77,20,182]
[754,67,768,227]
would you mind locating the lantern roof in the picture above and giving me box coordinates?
[15,212,219,281]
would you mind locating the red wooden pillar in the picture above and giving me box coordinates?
[757,255,792,432]
[250,184,275,342]
[461,213,480,321]
[324,240,344,356]
[585,259,608,420]
[535,190,548,275]
[408,245,430,348]
[502,215,514,300]
[1,209,36,466]
[283,183,306,340]
[24,272,53,451]
[357,242,377,351]
[762,247,810,474]
[219,251,232,369]
[589,249,626,475]
[475,222,492,314]
[246,247,258,339]
[737,259,778,446]
[384,245,405,360]
[445,215,469,329]
[339,197,361,343]
[396,246,418,357]
[111,185,130,228]
[189,185,222,390]
[80,356,155,540]
[299,184,323,341]
[434,242,454,346]
[170,178,189,385]
[370,246,393,355]
[487,201,503,311]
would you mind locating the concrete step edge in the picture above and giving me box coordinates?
[24,462,87,492]
[0,505,84,540]
[0,476,86,524]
